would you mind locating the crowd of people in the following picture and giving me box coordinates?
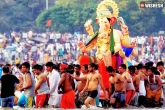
[0,31,164,65]
[0,31,90,65]
[1,60,165,109]
[0,31,165,109]
[0,62,102,109]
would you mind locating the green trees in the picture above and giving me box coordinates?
[0,0,48,32]
[36,0,99,33]
[36,0,165,35]
[0,0,164,36]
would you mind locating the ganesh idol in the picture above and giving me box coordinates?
[78,0,138,88]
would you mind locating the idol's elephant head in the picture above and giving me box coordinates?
[96,17,116,33]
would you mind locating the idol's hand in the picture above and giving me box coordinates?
[117,17,129,34]
[78,42,87,53]
[130,41,137,48]
[117,17,125,26]
[84,20,94,36]
[121,24,129,34]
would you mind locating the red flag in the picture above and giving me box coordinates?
[45,20,52,27]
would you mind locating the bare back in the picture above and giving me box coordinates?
[62,73,73,93]
[132,75,140,91]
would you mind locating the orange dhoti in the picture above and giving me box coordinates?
[146,88,162,102]
[60,90,76,109]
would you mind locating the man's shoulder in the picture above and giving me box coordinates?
[10,74,17,78]
[0,75,4,79]
[51,70,59,76]
[94,72,100,76]
[61,73,67,77]
[135,74,140,79]
[80,73,86,77]
[116,73,121,76]
[52,69,59,74]
[116,73,123,78]
[123,71,129,75]
[38,74,45,78]
[1,74,16,79]
[109,77,114,83]
[25,72,32,76]
[109,76,114,80]
[155,75,161,80]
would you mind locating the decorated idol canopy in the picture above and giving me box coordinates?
[78,0,138,88]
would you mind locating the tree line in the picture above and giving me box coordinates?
[0,0,165,36]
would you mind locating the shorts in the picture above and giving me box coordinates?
[1,96,14,108]
[36,94,47,108]
[112,91,126,106]
[88,90,98,99]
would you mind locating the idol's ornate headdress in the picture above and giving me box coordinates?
[96,0,119,18]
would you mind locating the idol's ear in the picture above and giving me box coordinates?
[110,17,116,26]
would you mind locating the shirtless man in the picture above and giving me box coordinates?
[135,64,143,78]
[128,66,140,106]
[129,66,140,91]
[58,64,76,109]
[80,63,108,108]
[106,66,126,108]
[157,61,165,104]
[157,61,165,79]
[33,64,49,108]
[118,64,135,106]
[71,64,88,108]
[135,64,148,81]
[142,66,149,76]
[73,64,81,88]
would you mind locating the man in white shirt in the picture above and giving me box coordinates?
[16,46,22,53]
[145,53,149,59]
[45,62,61,108]
[146,45,150,53]
[65,42,70,51]
[46,44,54,56]
[50,33,55,39]
[12,64,22,78]
[137,36,142,47]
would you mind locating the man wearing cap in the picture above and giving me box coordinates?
[58,64,76,109]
